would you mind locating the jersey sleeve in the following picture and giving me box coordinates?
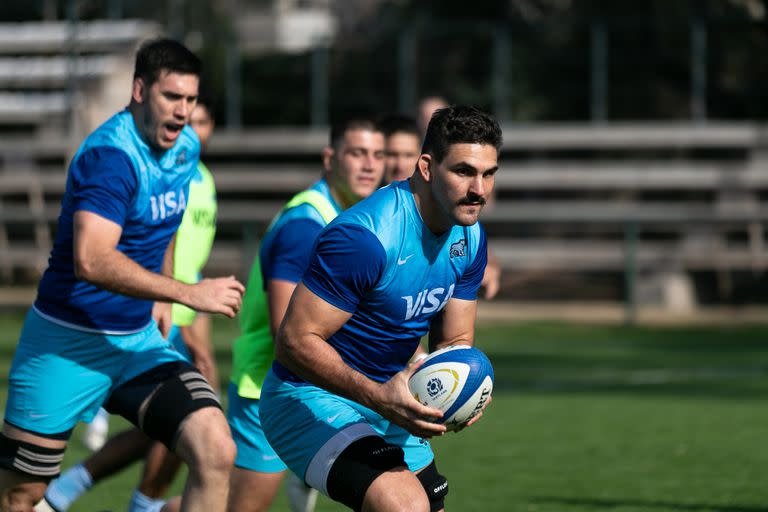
[303,223,386,313]
[70,147,138,226]
[263,218,326,284]
[453,227,489,300]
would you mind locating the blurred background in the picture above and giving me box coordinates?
[3,0,768,321]
[3,3,768,511]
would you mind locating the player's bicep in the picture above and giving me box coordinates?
[428,297,477,352]
[277,282,353,354]
[73,210,124,279]
[267,279,298,336]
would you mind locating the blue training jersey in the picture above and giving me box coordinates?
[259,179,341,286]
[273,179,488,384]
[35,109,200,333]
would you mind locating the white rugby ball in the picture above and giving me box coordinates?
[408,345,494,431]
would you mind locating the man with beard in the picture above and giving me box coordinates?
[261,106,500,512]
[0,39,243,512]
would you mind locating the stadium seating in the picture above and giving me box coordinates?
[0,19,156,282]
[2,122,767,306]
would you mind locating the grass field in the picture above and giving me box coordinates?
[1,312,767,511]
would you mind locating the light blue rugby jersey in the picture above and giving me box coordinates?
[273,179,488,384]
[35,109,200,333]
[259,179,341,285]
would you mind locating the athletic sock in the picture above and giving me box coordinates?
[33,497,57,512]
[286,472,319,512]
[44,463,93,511]
[128,490,166,512]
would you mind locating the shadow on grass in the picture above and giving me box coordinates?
[531,495,768,512]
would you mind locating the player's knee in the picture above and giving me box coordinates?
[178,408,235,475]
[363,471,429,512]
[416,461,448,512]
[325,435,408,511]
[109,362,221,452]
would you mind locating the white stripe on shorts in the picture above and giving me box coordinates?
[305,422,377,496]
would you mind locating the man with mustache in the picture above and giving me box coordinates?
[260,106,501,512]
[226,118,386,512]
[0,39,243,512]
[381,110,502,301]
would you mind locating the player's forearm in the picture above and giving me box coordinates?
[76,245,194,305]
[275,328,381,408]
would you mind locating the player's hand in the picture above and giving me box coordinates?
[452,395,492,433]
[186,276,245,317]
[374,362,447,439]
[480,260,501,300]
[152,301,172,339]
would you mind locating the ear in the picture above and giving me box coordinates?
[321,147,335,173]
[417,154,433,182]
[131,77,146,104]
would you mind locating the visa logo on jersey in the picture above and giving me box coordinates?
[402,284,455,320]
[150,190,187,221]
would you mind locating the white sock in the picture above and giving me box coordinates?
[44,463,93,511]
[128,489,166,512]
[33,498,57,512]
[286,472,319,512]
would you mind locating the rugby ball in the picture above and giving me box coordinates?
[408,345,494,431]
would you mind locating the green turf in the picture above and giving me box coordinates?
[1,312,767,511]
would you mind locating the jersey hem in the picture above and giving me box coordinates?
[32,305,153,335]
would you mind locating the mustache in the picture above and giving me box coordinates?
[458,195,486,206]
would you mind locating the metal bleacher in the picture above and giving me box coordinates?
[1,118,768,308]
[0,16,767,307]
[0,20,158,129]
[0,19,157,283]
[194,122,768,311]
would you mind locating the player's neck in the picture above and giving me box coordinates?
[328,184,354,211]
[410,175,452,236]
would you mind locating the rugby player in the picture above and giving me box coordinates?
[43,100,220,512]
[260,105,501,512]
[227,118,386,512]
[0,39,243,512]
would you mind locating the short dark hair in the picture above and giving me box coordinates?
[134,38,201,86]
[422,106,502,163]
[329,118,381,148]
[378,114,419,139]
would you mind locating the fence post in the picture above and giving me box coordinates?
[310,45,329,127]
[624,221,639,326]
[493,25,511,122]
[225,36,242,128]
[590,20,608,123]
[690,14,707,122]
[397,26,417,114]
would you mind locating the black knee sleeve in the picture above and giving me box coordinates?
[105,361,220,450]
[0,434,64,478]
[417,461,449,512]
[326,435,406,512]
